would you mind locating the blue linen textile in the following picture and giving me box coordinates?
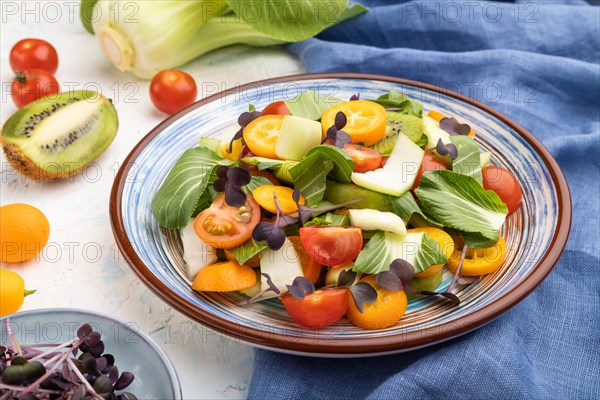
[249,1,600,399]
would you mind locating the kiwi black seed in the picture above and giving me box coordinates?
[1,90,118,181]
[370,112,423,156]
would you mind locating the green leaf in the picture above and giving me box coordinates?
[193,186,220,217]
[391,193,442,228]
[461,230,500,248]
[152,147,227,228]
[229,238,268,265]
[284,89,343,120]
[80,0,99,34]
[450,136,483,184]
[291,153,334,206]
[227,0,349,42]
[289,145,353,206]
[371,90,423,117]
[415,170,508,240]
[336,3,368,23]
[304,213,350,227]
[353,231,447,274]
[241,156,287,171]
[304,145,354,183]
[245,176,272,193]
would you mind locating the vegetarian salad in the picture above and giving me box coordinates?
[152,90,523,330]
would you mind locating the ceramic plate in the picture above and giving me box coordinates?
[0,308,181,398]
[110,73,571,356]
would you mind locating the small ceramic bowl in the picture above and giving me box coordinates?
[0,308,181,399]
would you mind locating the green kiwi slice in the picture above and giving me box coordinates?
[1,90,118,181]
[371,112,423,155]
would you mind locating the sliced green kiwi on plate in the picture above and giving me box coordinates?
[1,90,118,181]
[371,112,423,155]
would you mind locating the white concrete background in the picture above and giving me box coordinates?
[0,2,304,398]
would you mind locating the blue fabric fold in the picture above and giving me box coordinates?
[249,1,600,398]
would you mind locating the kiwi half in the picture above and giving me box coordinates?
[1,90,118,181]
[371,112,423,155]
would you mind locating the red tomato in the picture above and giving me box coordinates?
[11,69,60,108]
[10,39,59,73]
[262,101,291,116]
[482,166,523,214]
[380,156,389,168]
[412,153,448,191]
[343,143,382,173]
[299,226,363,266]
[150,70,197,115]
[193,194,261,249]
[280,288,349,329]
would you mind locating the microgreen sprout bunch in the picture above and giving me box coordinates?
[0,321,136,400]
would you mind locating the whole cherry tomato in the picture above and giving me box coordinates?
[11,69,60,108]
[10,38,59,73]
[150,70,197,115]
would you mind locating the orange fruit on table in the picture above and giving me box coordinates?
[192,261,256,292]
[346,275,408,330]
[321,100,387,146]
[0,269,35,316]
[243,114,284,159]
[0,203,50,263]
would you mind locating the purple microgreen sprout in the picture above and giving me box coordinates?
[229,110,262,152]
[286,276,315,300]
[458,275,480,285]
[435,138,458,160]
[239,273,282,306]
[213,165,252,207]
[292,189,367,226]
[326,111,352,148]
[337,269,358,288]
[439,117,471,136]
[376,259,415,292]
[376,258,463,305]
[349,282,378,313]
[248,103,256,112]
[252,193,299,250]
[349,93,360,101]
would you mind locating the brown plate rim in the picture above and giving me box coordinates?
[109,72,572,355]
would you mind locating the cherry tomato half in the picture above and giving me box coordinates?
[412,153,448,191]
[299,226,363,266]
[482,166,523,214]
[262,101,291,116]
[193,194,260,249]
[150,70,197,115]
[343,143,382,173]
[11,69,60,108]
[280,288,349,329]
[10,39,59,73]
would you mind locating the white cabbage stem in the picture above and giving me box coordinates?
[92,0,284,79]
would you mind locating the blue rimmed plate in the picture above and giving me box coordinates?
[110,73,571,356]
